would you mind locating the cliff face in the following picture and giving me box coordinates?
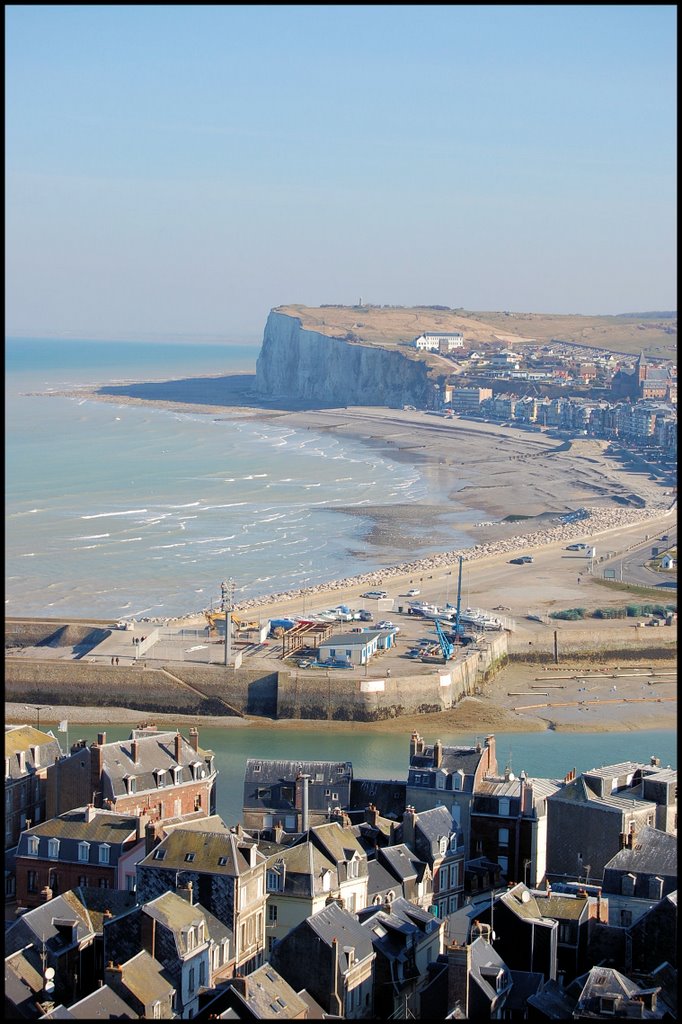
[255,310,436,407]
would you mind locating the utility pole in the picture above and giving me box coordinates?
[553,631,559,665]
[221,579,235,667]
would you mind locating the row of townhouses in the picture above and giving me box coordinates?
[5,724,678,1018]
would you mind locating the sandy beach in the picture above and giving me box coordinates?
[16,378,675,737]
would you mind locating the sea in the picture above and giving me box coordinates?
[34,722,678,827]
[6,337,479,620]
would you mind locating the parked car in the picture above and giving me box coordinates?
[406,588,421,597]
[510,557,529,565]
[377,620,398,631]
[521,555,534,563]
[297,659,311,668]
[361,590,388,599]
[566,543,582,550]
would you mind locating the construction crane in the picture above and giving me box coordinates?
[434,619,455,661]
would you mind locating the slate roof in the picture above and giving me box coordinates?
[231,963,308,1019]
[573,965,658,1015]
[378,844,426,883]
[306,902,375,972]
[305,822,367,873]
[549,776,658,814]
[63,984,136,1018]
[499,884,557,927]
[267,841,337,898]
[17,808,139,860]
[95,730,214,800]
[5,725,63,780]
[67,885,138,933]
[243,758,352,814]
[115,949,176,1005]
[603,826,677,877]
[366,858,403,901]
[410,743,484,780]
[476,775,562,801]
[349,777,406,820]
[4,946,44,1012]
[143,891,212,956]
[5,891,95,957]
[534,892,589,922]
[469,936,512,1004]
[138,827,265,876]
[527,977,578,1018]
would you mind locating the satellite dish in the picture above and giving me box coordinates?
[521,890,531,903]
[44,968,55,980]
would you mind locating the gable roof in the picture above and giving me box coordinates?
[306,902,374,971]
[603,826,677,877]
[114,949,176,1005]
[19,808,139,848]
[231,963,308,1019]
[268,841,338,898]
[138,827,264,876]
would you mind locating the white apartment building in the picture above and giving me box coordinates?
[414,332,465,352]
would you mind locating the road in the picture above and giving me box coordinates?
[600,528,677,590]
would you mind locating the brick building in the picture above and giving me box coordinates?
[45,725,217,823]
[14,805,145,908]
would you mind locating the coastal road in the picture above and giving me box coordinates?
[600,528,677,590]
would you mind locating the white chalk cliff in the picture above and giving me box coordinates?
[255,310,436,407]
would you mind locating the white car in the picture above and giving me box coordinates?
[361,590,388,599]
[406,589,420,597]
[377,620,399,632]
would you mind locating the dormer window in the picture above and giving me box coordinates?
[266,870,282,892]
[99,844,110,864]
[321,869,331,892]
[78,841,90,862]
[153,848,166,861]
[172,766,182,784]
[124,775,137,794]
[28,835,40,856]
[48,838,60,859]
[348,857,359,879]
[155,769,167,788]
[438,836,448,855]
[184,852,196,863]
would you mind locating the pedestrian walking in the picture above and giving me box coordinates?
[115,657,119,666]
[111,657,115,666]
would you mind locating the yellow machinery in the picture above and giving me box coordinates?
[204,610,260,635]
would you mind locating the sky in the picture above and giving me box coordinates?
[5,4,677,341]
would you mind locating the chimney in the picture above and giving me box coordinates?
[131,739,139,765]
[136,812,148,840]
[402,805,417,851]
[619,832,628,850]
[231,974,247,999]
[97,732,106,746]
[650,755,661,767]
[145,821,160,855]
[434,739,443,768]
[84,804,97,823]
[484,735,497,775]
[40,885,53,903]
[447,942,471,1016]
[174,733,182,764]
[299,775,310,832]
[90,741,105,808]
[410,731,424,759]
[189,727,199,752]
[177,881,194,905]
[330,938,343,1016]
[366,803,379,828]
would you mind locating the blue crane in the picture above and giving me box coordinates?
[434,618,455,661]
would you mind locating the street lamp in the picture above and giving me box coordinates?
[26,705,51,732]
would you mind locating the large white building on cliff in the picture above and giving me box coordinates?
[414,332,464,352]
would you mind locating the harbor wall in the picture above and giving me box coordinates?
[5,633,508,723]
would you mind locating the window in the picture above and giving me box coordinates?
[348,858,359,878]
[154,848,166,861]
[47,838,60,859]
[28,836,40,856]
[189,967,195,993]
[498,798,510,816]
[78,842,90,862]
[27,870,38,893]
[99,844,110,864]
[185,853,196,863]
[559,922,572,942]
[620,909,632,927]
[498,855,508,873]
[78,875,88,887]
[126,874,136,892]
[268,902,278,923]
[439,836,448,855]
[99,878,110,888]
[156,769,166,787]
[218,856,228,867]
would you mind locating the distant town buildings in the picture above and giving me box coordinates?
[414,332,465,352]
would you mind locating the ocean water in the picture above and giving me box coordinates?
[6,338,475,619]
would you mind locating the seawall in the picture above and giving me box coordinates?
[5,634,508,723]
